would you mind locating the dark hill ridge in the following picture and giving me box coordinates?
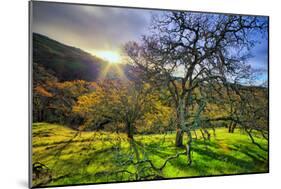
[32,33,267,90]
[33,33,106,81]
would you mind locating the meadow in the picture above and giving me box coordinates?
[32,122,268,187]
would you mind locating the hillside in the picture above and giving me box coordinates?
[33,33,106,81]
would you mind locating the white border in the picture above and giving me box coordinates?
[1,0,280,189]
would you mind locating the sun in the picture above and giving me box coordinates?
[95,51,121,64]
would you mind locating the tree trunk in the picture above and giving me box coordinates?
[126,122,134,139]
[231,123,237,133]
[175,97,186,147]
[194,130,198,140]
[38,109,43,122]
[228,122,237,133]
[176,129,184,147]
[116,124,119,134]
[175,96,193,165]
[186,130,192,165]
[129,139,140,161]
[206,130,211,140]
[200,129,206,141]
[228,122,233,133]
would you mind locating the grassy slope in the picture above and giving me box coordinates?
[32,123,268,187]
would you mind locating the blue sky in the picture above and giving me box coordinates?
[32,1,268,85]
[248,31,268,84]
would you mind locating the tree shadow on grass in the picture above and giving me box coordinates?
[33,145,118,186]
[192,147,253,169]
[230,144,268,164]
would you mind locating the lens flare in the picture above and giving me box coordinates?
[95,51,121,64]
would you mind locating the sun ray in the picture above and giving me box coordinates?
[98,63,128,81]
[95,51,121,64]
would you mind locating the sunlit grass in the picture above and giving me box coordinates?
[32,122,268,187]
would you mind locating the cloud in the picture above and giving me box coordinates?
[248,33,268,72]
[32,1,155,53]
[32,1,268,83]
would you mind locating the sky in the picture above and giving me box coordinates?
[32,1,268,85]
[32,1,156,58]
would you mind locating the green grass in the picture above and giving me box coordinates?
[32,122,268,187]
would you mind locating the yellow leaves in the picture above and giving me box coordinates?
[53,80,91,97]
[73,80,118,116]
[73,78,172,130]
[73,94,95,114]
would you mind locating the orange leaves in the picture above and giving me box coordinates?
[34,85,53,97]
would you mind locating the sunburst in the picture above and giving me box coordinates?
[95,51,121,64]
